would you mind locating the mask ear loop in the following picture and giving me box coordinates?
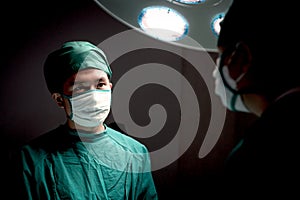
[218,44,248,95]
[218,50,238,94]
[218,46,247,112]
[61,94,74,120]
[230,94,239,112]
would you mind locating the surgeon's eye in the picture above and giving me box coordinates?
[96,82,106,89]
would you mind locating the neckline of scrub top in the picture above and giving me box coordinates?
[67,124,108,143]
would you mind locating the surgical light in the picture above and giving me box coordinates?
[211,13,224,37]
[137,6,189,42]
[170,0,205,5]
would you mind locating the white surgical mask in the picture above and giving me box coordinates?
[213,65,250,113]
[64,90,111,127]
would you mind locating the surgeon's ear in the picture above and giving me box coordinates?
[51,93,64,108]
[236,41,252,66]
[227,41,252,79]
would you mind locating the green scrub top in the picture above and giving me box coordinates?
[17,124,158,200]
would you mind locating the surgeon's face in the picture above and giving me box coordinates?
[62,68,112,117]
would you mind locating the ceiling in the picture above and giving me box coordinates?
[93,0,233,52]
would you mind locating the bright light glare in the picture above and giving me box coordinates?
[138,6,189,42]
[173,0,205,5]
[211,13,224,36]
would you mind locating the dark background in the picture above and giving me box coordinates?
[0,0,257,199]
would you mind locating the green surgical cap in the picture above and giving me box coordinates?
[43,41,112,94]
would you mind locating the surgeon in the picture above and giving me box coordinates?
[212,0,300,198]
[14,41,158,200]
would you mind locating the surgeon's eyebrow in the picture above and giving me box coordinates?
[97,76,108,82]
[73,77,107,85]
